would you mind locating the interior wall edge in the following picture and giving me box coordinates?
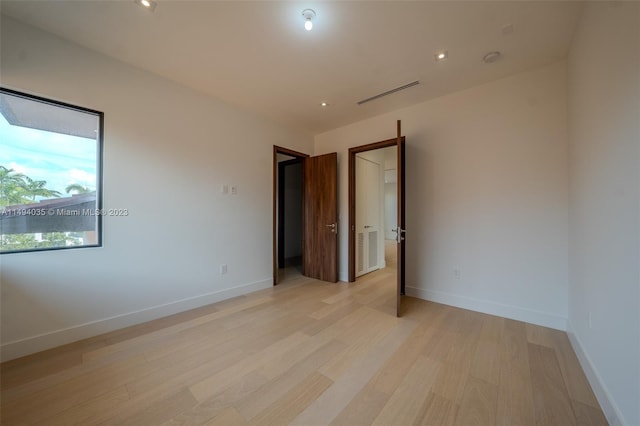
[405,285,567,331]
[566,320,627,426]
[0,277,272,362]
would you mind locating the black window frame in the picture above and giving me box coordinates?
[0,87,104,255]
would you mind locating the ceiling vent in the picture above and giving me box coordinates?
[357,81,420,105]
[483,51,502,63]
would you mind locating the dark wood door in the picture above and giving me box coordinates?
[303,153,338,282]
[397,123,406,316]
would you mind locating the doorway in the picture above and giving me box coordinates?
[273,146,339,285]
[278,155,304,282]
[273,146,308,285]
[354,147,397,278]
[349,121,406,316]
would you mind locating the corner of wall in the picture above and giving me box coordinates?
[566,321,628,426]
[406,286,567,331]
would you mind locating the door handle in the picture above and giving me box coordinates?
[364,225,372,229]
[325,223,337,234]
[393,227,406,243]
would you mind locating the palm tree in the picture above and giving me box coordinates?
[65,183,91,195]
[0,165,29,207]
[0,165,62,207]
[23,177,62,201]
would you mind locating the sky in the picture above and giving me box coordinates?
[0,113,98,197]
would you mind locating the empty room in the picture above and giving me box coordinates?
[0,1,638,425]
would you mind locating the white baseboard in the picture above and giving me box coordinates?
[0,278,273,362]
[405,286,567,331]
[566,321,627,426]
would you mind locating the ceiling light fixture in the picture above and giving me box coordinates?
[434,51,448,62]
[483,51,502,63]
[135,0,156,11]
[302,9,316,31]
[320,102,328,107]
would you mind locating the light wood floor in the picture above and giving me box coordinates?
[1,267,607,425]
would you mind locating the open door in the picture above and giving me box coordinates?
[347,120,405,317]
[303,153,338,282]
[396,121,406,316]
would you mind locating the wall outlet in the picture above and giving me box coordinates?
[220,264,228,275]
[454,268,461,279]
[230,185,237,195]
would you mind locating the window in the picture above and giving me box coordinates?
[0,88,103,254]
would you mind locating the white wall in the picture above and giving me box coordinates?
[0,16,313,361]
[383,148,398,241]
[384,183,397,240]
[356,149,386,270]
[567,3,640,425]
[315,61,569,330]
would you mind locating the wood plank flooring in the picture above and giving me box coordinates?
[1,267,607,425]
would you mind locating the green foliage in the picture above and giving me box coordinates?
[1,165,73,252]
[0,165,61,207]
[65,183,91,194]
[24,177,62,201]
[0,165,28,207]
[0,232,80,251]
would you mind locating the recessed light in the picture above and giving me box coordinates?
[135,0,156,11]
[320,102,328,107]
[434,51,448,62]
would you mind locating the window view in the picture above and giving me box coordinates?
[0,88,103,253]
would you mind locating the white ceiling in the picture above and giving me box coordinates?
[0,1,584,134]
